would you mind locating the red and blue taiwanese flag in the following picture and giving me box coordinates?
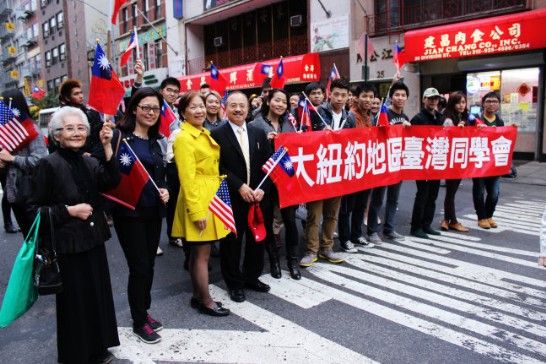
[159,100,176,137]
[326,64,340,99]
[297,96,312,132]
[102,140,150,210]
[209,179,237,236]
[88,42,125,115]
[269,58,285,89]
[208,63,227,96]
[31,85,45,101]
[120,27,138,67]
[262,146,294,187]
[0,101,38,152]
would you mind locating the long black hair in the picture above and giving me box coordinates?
[1,89,31,116]
[118,87,164,138]
[259,88,288,120]
[442,91,468,123]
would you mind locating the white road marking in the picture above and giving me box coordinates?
[111,286,377,364]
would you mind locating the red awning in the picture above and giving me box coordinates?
[404,8,546,62]
[178,53,321,92]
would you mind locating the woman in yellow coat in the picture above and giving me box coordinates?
[172,91,230,316]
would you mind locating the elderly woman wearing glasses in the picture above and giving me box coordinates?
[27,106,121,364]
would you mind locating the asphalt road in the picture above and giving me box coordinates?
[1,177,545,364]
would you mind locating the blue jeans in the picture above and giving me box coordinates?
[367,182,402,235]
[472,176,501,220]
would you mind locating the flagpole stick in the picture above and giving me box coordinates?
[122,139,161,193]
[134,26,140,60]
[301,91,328,127]
[255,148,287,191]
[199,212,211,237]
[8,97,12,109]
[364,34,368,82]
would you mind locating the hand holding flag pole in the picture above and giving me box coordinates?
[301,91,328,128]
[255,147,288,190]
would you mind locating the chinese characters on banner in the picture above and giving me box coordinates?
[404,8,546,62]
[274,126,517,208]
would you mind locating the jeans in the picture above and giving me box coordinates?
[367,182,402,235]
[472,176,501,220]
[410,180,440,231]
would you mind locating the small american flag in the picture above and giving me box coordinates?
[209,179,237,235]
[0,101,38,152]
[262,146,294,177]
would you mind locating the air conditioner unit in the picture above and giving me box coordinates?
[290,15,302,27]
[213,36,224,47]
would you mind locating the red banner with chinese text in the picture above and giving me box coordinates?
[178,53,321,92]
[404,8,546,62]
[274,126,517,208]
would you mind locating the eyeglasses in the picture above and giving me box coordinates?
[163,87,180,94]
[137,105,161,113]
[56,125,88,134]
[484,100,499,104]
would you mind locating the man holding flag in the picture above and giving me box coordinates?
[210,91,273,303]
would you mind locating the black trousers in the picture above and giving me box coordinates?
[0,170,12,226]
[338,189,370,242]
[444,179,462,223]
[11,202,32,239]
[220,203,271,290]
[411,180,440,231]
[113,215,162,328]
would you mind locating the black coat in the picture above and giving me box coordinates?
[27,150,121,254]
[210,122,272,213]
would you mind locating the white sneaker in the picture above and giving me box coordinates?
[353,236,375,248]
[367,233,383,245]
[340,240,357,253]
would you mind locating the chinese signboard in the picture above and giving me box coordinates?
[404,8,546,62]
[274,126,517,207]
[177,53,321,92]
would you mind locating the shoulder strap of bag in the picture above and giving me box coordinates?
[47,207,57,255]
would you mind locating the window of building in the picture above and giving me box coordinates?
[155,41,163,68]
[132,3,138,25]
[54,77,61,90]
[41,0,49,9]
[123,8,129,33]
[52,47,58,64]
[32,23,39,38]
[26,28,33,41]
[49,16,56,33]
[59,43,65,61]
[45,51,51,67]
[56,12,63,29]
[143,0,149,17]
[154,0,160,20]
[61,74,68,83]
[42,22,49,37]
[47,80,53,91]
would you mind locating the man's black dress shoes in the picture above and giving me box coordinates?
[244,280,271,293]
[198,303,230,317]
[229,289,246,302]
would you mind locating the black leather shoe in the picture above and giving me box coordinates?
[199,302,230,317]
[423,226,441,236]
[244,280,271,293]
[4,223,18,234]
[190,297,223,309]
[287,260,301,280]
[269,258,282,279]
[229,289,246,302]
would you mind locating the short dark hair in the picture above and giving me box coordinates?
[349,86,358,95]
[59,79,82,103]
[200,83,210,89]
[355,82,377,98]
[178,91,206,120]
[389,81,409,98]
[118,87,164,138]
[305,82,324,95]
[330,78,350,92]
[481,91,500,105]
[159,77,180,91]
[226,90,249,106]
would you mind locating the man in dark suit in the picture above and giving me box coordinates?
[211,91,273,303]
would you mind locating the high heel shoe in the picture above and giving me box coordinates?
[198,302,230,317]
[190,297,222,309]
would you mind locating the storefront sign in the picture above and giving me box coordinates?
[274,126,517,207]
[404,8,546,62]
[177,53,321,92]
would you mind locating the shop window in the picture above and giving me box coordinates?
[466,68,539,132]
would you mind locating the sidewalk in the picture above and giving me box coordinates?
[505,160,546,186]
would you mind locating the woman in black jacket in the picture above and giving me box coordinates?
[110,88,169,344]
[27,106,121,364]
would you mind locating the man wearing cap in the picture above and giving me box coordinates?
[409,87,444,239]
[211,91,273,303]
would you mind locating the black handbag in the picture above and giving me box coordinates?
[34,207,62,295]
